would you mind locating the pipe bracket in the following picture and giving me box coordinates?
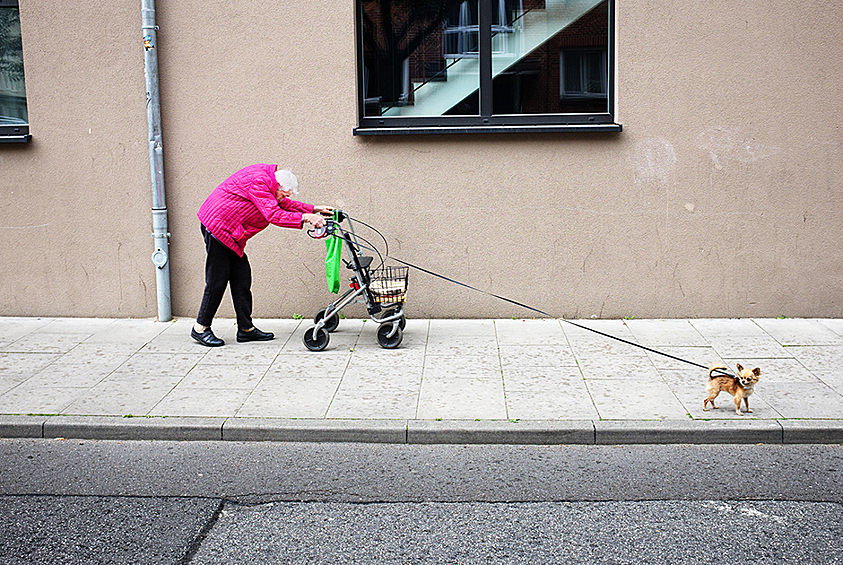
[151,248,168,269]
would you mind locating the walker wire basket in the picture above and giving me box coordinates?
[369,266,409,304]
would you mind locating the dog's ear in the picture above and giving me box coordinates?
[736,363,745,372]
[752,367,761,377]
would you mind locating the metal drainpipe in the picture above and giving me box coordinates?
[142,0,172,322]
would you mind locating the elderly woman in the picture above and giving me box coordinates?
[191,164,332,347]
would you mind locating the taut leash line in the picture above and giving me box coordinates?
[388,256,734,378]
[340,215,736,379]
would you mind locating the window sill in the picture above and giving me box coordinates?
[0,134,32,143]
[353,123,622,136]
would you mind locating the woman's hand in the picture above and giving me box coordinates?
[302,213,326,228]
[313,205,334,216]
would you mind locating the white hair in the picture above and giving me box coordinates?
[274,169,299,195]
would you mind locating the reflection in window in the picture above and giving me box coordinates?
[358,0,614,130]
[0,2,28,130]
[561,49,608,113]
[491,0,609,115]
[361,0,482,117]
[443,0,520,59]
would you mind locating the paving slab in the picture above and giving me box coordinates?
[644,346,722,371]
[708,336,792,359]
[0,383,85,414]
[108,352,205,379]
[624,319,708,346]
[43,342,135,367]
[586,380,689,420]
[501,366,584,391]
[0,352,62,377]
[326,388,419,419]
[494,319,568,346]
[176,364,269,389]
[428,319,494,336]
[149,388,253,418]
[6,333,92,354]
[60,380,177,417]
[84,318,171,347]
[269,352,352,377]
[754,318,843,346]
[417,375,507,420]
[818,319,843,338]
[562,319,637,342]
[40,318,115,334]
[423,353,501,377]
[815,374,843,396]
[505,388,600,420]
[567,338,649,359]
[425,337,500,357]
[763,382,843,419]
[688,318,769,338]
[577,355,659,379]
[788,345,843,373]
[0,318,54,342]
[0,376,29,395]
[499,344,579,368]
[235,377,341,419]
[335,365,423,392]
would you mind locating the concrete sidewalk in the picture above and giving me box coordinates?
[1,316,842,444]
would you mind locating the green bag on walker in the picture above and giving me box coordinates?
[325,212,342,294]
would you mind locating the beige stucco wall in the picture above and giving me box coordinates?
[2,0,841,320]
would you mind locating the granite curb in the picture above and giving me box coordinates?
[2,415,842,445]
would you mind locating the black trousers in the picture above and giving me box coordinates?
[196,224,253,330]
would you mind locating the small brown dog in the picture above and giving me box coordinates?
[703,363,762,416]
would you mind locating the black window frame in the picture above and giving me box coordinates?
[354,0,621,136]
[0,0,30,143]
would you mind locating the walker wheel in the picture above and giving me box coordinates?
[314,308,340,332]
[376,323,403,349]
[383,308,406,330]
[303,326,329,351]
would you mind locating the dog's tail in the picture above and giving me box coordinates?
[709,363,730,379]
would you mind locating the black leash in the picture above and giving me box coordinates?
[341,215,736,379]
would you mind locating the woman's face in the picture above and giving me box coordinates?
[275,185,293,202]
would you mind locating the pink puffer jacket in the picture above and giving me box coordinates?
[197,164,314,257]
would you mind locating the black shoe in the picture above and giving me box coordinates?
[237,327,275,342]
[191,328,224,347]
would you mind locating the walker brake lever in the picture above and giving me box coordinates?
[309,221,338,239]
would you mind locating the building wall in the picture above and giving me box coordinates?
[1,0,841,320]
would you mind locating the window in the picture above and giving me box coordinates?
[0,0,29,142]
[355,0,620,135]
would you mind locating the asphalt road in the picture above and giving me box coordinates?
[0,440,841,564]
[190,499,843,565]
